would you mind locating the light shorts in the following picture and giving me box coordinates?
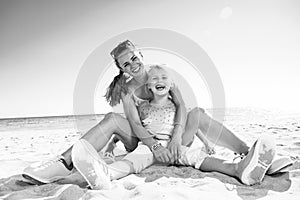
[122,138,208,173]
[122,142,155,173]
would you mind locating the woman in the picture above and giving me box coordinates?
[22,40,250,184]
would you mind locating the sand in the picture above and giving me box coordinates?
[0,108,300,199]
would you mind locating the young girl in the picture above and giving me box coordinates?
[71,65,276,189]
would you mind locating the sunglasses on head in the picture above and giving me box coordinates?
[110,40,136,59]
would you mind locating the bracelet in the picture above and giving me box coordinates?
[150,143,162,152]
[173,122,183,128]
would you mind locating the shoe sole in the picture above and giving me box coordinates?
[240,134,276,185]
[72,139,112,190]
[267,157,294,175]
[22,174,46,184]
[23,165,71,184]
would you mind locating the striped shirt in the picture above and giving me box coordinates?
[138,100,175,141]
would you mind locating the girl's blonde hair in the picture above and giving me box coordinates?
[148,64,168,77]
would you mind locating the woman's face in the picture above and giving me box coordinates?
[116,50,145,78]
[148,68,172,96]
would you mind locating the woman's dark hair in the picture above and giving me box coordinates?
[104,40,136,106]
[104,70,128,106]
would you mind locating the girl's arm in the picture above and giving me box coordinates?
[121,93,156,147]
[121,92,173,163]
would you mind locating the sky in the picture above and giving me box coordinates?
[0,0,300,118]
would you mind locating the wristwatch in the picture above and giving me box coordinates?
[150,143,162,152]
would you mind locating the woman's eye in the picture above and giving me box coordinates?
[132,56,138,61]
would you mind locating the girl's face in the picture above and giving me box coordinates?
[148,68,172,96]
[116,50,145,78]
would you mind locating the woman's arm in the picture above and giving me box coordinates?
[169,84,187,131]
[121,93,173,163]
[168,84,187,160]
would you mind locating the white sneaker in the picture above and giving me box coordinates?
[233,153,293,175]
[238,134,276,185]
[267,156,294,175]
[72,139,112,190]
[23,156,72,183]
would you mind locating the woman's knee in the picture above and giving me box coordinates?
[103,112,120,120]
[101,112,122,125]
[190,107,209,126]
[189,107,206,119]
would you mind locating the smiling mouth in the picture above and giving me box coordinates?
[155,85,166,91]
[131,65,141,73]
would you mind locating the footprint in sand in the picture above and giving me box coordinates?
[293,142,300,147]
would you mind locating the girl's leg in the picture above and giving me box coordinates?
[199,157,238,177]
[107,160,134,180]
[199,134,276,185]
[72,140,153,189]
[183,107,249,154]
[105,142,155,180]
[71,139,134,189]
[62,112,139,165]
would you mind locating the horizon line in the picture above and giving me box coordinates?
[0,106,288,120]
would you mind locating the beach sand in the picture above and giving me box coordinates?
[0,108,300,199]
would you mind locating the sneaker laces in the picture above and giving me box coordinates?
[85,154,110,181]
[233,153,246,163]
[33,155,66,171]
[102,152,116,163]
[96,152,111,177]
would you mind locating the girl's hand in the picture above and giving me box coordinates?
[152,145,173,163]
[205,144,215,155]
[167,136,182,163]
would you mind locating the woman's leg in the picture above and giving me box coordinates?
[62,112,139,165]
[23,112,139,183]
[183,107,249,154]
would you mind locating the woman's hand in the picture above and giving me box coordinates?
[152,145,174,163]
[169,84,182,106]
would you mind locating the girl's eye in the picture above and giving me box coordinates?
[162,76,168,80]
[132,56,138,61]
